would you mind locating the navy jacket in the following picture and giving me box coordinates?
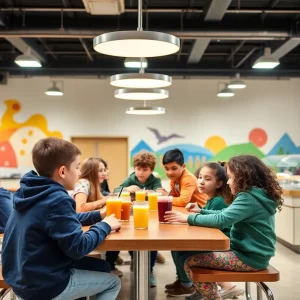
[2,171,111,300]
[0,188,13,233]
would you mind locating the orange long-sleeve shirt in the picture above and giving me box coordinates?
[170,169,207,207]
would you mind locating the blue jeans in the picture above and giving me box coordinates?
[52,268,121,300]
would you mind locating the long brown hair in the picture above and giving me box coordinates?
[227,155,283,211]
[201,162,233,204]
[79,157,101,202]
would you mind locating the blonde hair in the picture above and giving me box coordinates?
[79,157,102,202]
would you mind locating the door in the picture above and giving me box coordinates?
[71,137,128,191]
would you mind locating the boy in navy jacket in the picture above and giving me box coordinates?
[2,138,121,300]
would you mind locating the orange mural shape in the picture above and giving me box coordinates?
[249,128,268,148]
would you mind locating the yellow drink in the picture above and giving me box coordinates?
[135,190,146,201]
[121,191,130,198]
[133,202,149,229]
[148,193,158,211]
[106,199,122,219]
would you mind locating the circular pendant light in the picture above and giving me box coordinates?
[124,57,148,68]
[126,106,165,115]
[252,47,280,69]
[228,73,246,89]
[217,85,235,97]
[110,73,172,88]
[93,0,180,58]
[45,81,64,96]
[15,48,42,68]
[115,88,168,100]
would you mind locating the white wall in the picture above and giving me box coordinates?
[0,76,299,178]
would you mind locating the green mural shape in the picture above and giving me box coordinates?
[209,142,265,162]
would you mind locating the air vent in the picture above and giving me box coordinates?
[83,0,125,15]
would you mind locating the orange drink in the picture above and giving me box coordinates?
[148,191,158,211]
[121,199,131,222]
[106,198,122,219]
[133,201,149,229]
[135,190,146,201]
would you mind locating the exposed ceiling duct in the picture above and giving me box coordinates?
[82,0,125,15]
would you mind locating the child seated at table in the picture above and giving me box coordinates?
[0,182,13,234]
[165,155,283,300]
[157,148,207,208]
[111,151,162,287]
[2,137,121,300]
[165,162,243,299]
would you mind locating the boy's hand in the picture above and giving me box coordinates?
[126,185,140,193]
[185,203,201,213]
[156,188,169,196]
[164,211,188,223]
[102,214,121,232]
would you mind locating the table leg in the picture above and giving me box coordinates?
[133,251,150,300]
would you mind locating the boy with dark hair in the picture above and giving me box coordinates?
[157,148,207,207]
[2,137,121,300]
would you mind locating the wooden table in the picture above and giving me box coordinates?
[83,208,230,300]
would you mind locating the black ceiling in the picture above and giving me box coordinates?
[0,0,300,78]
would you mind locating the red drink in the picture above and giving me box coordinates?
[157,196,173,223]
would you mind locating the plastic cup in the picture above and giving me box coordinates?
[135,189,146,201]
[121,191,130,199]
[148,191,158,211]
[158,196,173,223]
[121,199,131,222]
[133,201,149,229]
[106,198,122,220]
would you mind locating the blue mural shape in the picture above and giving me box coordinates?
[268,133,300,155]
[131,140,154,157]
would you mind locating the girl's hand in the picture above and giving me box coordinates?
[126,185,140,193]
[164,211,188,223]
[156,188,169,196]
[185,203,201,213]
[100,206,107,219]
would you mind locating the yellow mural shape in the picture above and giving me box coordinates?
[0,99,63,168]
[0,100,62,139]
[205,136,227,154]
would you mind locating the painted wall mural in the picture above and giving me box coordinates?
[0,99,63,172]
[131,127,300,179]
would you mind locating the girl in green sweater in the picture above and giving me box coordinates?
[165,155,283,300]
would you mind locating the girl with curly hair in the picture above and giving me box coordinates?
[164,155,283,300]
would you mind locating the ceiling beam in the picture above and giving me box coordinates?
[268,0,280,8]
[234,47,259,68]
[204,0,232,21]
[5,38,47,63]
[272,38,300,59]
[187,39,210,64]
[227,40,246,62]
[61,0,74,18]
[79,38,94,62]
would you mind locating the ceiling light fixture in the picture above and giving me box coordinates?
[93,0,180,57]
[124,57,148,68]
[228,73,246,89]
[126,101,165,115]
[252,47,280,69]
[45,81,64,96]
[115,88,168,100]
[110,73,172,89]
[217,84,235,97]
[14,48,42,68]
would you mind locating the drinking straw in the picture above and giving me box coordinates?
[118,186,125,198]
[168,189,173,196]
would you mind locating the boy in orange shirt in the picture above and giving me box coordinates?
[157,149,207,207]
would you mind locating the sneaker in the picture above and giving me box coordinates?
[115,256,124,265]
[150,273,157,288]
[166,284,196,297]
[220,286,244,299]
[111,268,123,277]
[186,291,205,300]
[156,252,166,264]
[165,279,181,290]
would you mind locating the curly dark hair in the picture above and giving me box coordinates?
[227,155,283,211]
[201,162,233,204]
